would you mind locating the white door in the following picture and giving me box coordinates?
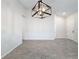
[67,13,78,42]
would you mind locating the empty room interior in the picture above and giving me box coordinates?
[1,0,78,59]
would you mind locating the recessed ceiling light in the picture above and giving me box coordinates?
[62,12,66,16]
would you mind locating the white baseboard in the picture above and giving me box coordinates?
[1,42,22,58]
[23,36,56,40]
[23,39,56,40]
[23,38,56,40]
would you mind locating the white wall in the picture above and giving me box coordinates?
[1,0,26,57]
[23,9,67,40]
[23,9,56,40]
[23,9,68,40]
[66,13,78,42]
[23,10,78,40]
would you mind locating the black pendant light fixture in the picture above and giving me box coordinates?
[32,0,52,19]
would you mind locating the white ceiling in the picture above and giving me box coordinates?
[18,0,78,16]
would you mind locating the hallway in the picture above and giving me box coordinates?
[3,39,78,59]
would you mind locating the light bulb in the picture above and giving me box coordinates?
[42,8,45,12]
[38,11,42,15]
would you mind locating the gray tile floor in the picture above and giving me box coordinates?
[3,38,78,59]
